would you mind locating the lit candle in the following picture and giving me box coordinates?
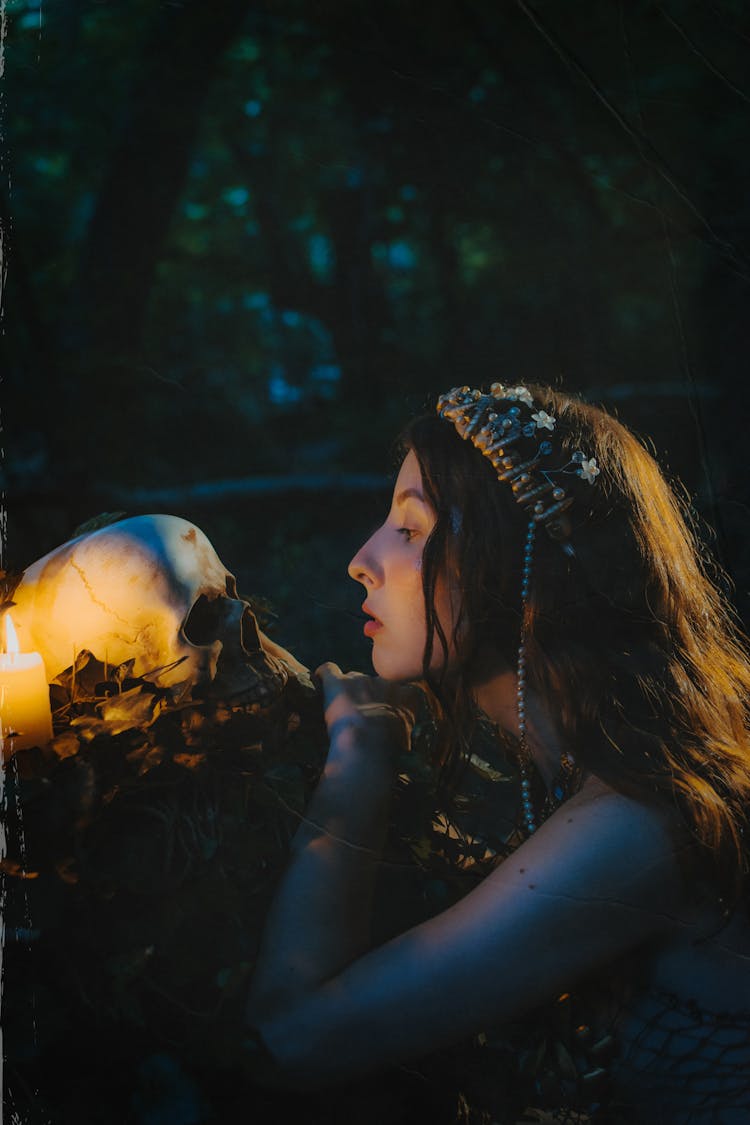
[0,613,54,755]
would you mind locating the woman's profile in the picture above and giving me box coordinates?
[247,383,750,1122]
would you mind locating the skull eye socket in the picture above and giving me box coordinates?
[183,594,224,646]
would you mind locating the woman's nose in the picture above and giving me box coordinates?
[348,530,382,587]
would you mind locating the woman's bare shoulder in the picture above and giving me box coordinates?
[534,773,691,876]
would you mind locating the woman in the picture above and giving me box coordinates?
[248,383,750,1121]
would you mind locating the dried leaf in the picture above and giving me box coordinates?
[54,650,108,702]
[125,742,151,764]
[181,710,208,747]
[0,859,40,879]
[97,687,162,734]
[112,658,136,685]
[137,745,165,775]
[69,714,110,741]
[165,678,194,705]
[49,729,81,760]
[55,857,79,885]
[50,682,71,714]
[0,568,24,614]
[173,752,207,770]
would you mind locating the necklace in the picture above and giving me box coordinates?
[518,749,581,837]
[491,720,581,837]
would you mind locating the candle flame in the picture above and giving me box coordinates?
[4,613,20,656]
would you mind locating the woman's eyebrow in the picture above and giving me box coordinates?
[394,487,427,505]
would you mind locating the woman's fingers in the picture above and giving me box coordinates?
[316,664,422,710]
[314,663,422,750]
[315,663,359,709]
[315,661,342,683]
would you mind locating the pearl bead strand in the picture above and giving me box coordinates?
[518,518,537,836]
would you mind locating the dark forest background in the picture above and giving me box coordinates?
[2,0,750,667]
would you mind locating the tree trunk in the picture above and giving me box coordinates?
[66,0,254,363]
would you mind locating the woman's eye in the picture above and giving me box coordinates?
[397,527,418,542]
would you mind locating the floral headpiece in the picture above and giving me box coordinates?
[436,383,599,533]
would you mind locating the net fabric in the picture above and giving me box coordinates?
[448,983,750,1124]
[607,988,750,1123]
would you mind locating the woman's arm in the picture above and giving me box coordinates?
[248,676,692,1089]
[248,664,417,1018]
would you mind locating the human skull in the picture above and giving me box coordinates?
[10,514,305,703]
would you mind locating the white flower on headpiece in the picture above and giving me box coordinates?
[511,385,534,407]
[578,457,600,484]
[531,410,556,431]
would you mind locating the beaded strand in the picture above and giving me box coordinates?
[518,518,537,836]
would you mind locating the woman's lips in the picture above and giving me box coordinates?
[362,606,383,637]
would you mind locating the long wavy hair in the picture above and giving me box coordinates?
[400,386,750,904]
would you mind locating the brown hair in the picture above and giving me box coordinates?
[401,386,750,903]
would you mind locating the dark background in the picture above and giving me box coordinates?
[3,0,750,672]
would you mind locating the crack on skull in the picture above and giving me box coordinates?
[70,560,136,632]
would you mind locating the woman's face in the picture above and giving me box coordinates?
[348,450,458,681]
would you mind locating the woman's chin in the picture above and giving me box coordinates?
[371,650,422,683]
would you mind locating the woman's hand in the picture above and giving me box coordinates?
[315,662,422,754]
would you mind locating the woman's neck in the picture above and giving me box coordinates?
[471,665,565,789]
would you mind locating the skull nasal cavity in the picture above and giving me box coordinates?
[241,605,262,653]
[183,595,223,645]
